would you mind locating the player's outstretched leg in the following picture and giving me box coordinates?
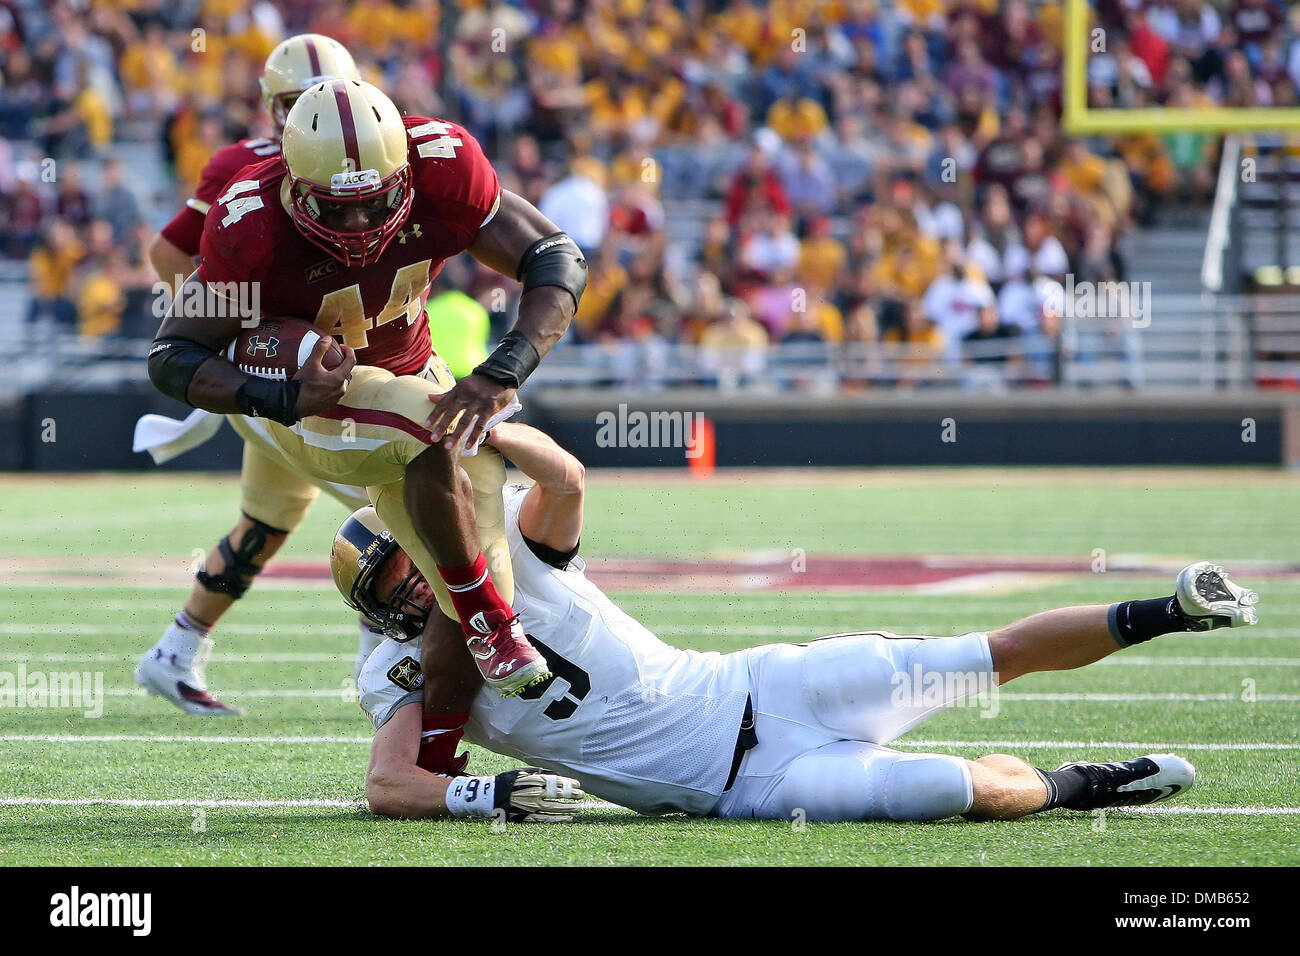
[749,744,1194,823]
[964,752,1194,820]
[401,442,550,697]
[989,561,1258,682]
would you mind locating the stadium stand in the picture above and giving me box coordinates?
[1,0,1299,397]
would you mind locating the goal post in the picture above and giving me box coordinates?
[1061,0,1300,134]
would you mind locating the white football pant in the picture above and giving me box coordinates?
[712,631,995,822]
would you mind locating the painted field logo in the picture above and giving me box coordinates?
[889,666,1000,719]
[595,403,706,459]
[50,886,151,936]
[0,666,103,718]
[1048,275,1152,329]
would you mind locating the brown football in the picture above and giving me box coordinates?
[226,317,344,381]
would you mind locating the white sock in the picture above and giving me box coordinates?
[355,618,385,682]
[153,611,211,669]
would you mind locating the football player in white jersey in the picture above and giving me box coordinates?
[340,424,1260,822]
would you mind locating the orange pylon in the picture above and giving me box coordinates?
[688,415,715,478]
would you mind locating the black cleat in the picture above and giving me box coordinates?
[1053,753,1195,811]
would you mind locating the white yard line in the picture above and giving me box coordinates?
[0,624,351,636]
[998,692,1300,702]
[27,688,1291,702]
[0,734,372,743]
[0,796,1293,816]
[0,652,350,663]
[3,687,1297,702]
[5,652,1300,667]
[3,735,1297,751]
[100,688,358,699]
[1107,806,1300,816]
[5,621,1300,641]
[1093,656,1300,666]
[0,797,361,808]
[896,739,1300,751]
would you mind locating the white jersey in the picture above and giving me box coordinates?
[359,484,751,815]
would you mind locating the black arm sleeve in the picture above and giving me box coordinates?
[515,232,588,309]
[148,335,301,424]
[147,336,219,405]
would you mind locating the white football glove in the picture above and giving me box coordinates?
[444,769,586,823]
[497,768,586,823]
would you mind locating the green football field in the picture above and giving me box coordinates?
[0,467,1297,866]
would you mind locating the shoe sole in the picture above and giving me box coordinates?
[1179,563,1259,628]
[134,665,243,716]
[486,659,553,698]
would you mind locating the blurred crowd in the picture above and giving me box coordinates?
[2,0,1298,383]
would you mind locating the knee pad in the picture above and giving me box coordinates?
[195,514,287,599]
[879,753,973,821]
[778,752,877,823]
[778,747,972,822]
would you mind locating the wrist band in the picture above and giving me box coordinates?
[445,775,499,818]
[235,377,302,426]
[473,331,540,389]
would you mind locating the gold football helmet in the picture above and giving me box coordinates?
[281,79,413,267]
[331,507,426,639]
[259,33,361,132]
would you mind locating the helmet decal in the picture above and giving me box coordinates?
[331,508,428,640]
[331,83,363,179]
[302,34,323,77]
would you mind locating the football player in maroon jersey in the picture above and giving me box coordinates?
[145,79,587,705]
[137,34,376,717]
[149,34,361,296]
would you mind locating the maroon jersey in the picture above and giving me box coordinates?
[159,137,283,257]
[197,117,501,377]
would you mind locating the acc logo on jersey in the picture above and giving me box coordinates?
[244,335,279,358]
[304,259,339,283]
[387,656,423,691]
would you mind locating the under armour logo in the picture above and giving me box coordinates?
[494,660,515,676]
[469,611,492,635]
[245,335,279,358]
[398,223,422,244]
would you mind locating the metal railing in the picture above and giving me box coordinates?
[4,293,1299,397]
[1202,135,1242,295]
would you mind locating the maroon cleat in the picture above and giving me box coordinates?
[463,608,551,697]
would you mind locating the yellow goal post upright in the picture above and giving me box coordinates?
[1060,0,1300,466]
[1061,0,1300,134]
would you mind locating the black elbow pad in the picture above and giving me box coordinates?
[148,336,219,405]
[516,233,588,309]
